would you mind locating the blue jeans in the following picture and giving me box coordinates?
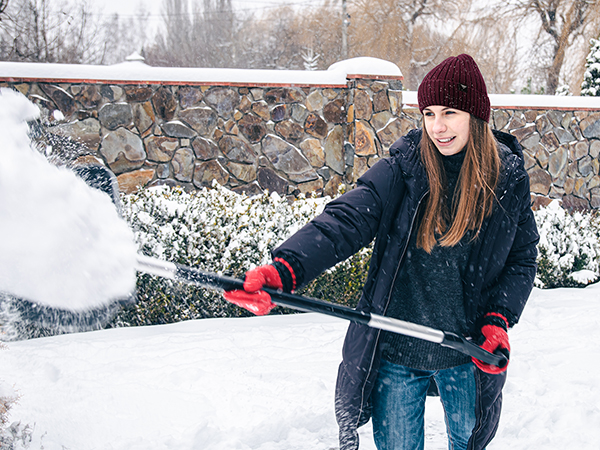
[372,360,477,450]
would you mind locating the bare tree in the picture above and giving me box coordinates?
[491,0,600,94]
[0,0,107,63]
[146,0,240,68]
[444,12,522,94]
[235,3,340,71]
[347,0,474,89]
[98,10,151,65]
[298,10,343,69]
[147,0,193,66]
[200,0,237,67]
[0,0,9,19]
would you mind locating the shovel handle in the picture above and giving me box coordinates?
[442,332,509,368]
[135,255,507,368]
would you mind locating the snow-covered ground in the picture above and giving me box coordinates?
[1,283,599,450]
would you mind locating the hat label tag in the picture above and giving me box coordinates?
[459,83,468,92]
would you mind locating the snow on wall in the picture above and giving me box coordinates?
[0,57,403,87]
[402,91,600,111]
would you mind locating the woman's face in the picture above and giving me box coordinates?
[423,106,471,156]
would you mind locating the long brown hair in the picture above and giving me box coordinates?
[417,115,500,253]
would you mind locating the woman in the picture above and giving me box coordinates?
[224,54,539,450]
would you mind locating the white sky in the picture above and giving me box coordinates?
[91,0,331,39]
[94,0,328,23]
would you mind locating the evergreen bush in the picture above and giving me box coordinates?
[113,183,334,326]
[301,246,372,309]
[0,344,33,449]
[533,201,600,288]
[581,35,600,97]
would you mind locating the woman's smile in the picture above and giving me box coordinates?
[423,106,471,155]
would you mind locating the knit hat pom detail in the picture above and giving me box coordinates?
[417,54,491,123]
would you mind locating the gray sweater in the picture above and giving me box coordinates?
[380,150,473,370]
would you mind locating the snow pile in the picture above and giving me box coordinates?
[1,283,599,449]
[496,284,600,449]
[0,346,18,429]
[534,200,600,287]
[0,88,138,311]
[328,57,403,77]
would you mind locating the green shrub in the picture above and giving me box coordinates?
[0,343,33,448]
[113,183,339,326]
[301,246,371,309]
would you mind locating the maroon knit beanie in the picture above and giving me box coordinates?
[417,54,490,123]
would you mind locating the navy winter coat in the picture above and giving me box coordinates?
[273,128,539,450]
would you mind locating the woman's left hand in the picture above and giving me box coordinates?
[472,313,511,374]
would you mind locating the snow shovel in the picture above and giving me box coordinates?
[136,255,509,369]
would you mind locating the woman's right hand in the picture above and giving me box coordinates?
[222,265,282,315]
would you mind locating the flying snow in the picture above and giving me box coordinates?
[0,88,138,311]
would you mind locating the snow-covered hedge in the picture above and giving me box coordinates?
[0,342,33,448]
[124,183,326,271]
[114,183,371,326]
[116,185,599,326]
[0,347,16,430]
[534,200,600,288]
[581,36,600,97]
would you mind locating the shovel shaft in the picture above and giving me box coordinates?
[135,255,508,368]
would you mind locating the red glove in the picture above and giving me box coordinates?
[222,264,282,315]
[472,313,511,374]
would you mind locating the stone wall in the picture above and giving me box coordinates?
[490,108,600,210]
[2,63,599,210]
[3,77,405,200]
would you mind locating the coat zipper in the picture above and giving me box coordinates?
[355,188,429,429]
[382,189,429,314]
